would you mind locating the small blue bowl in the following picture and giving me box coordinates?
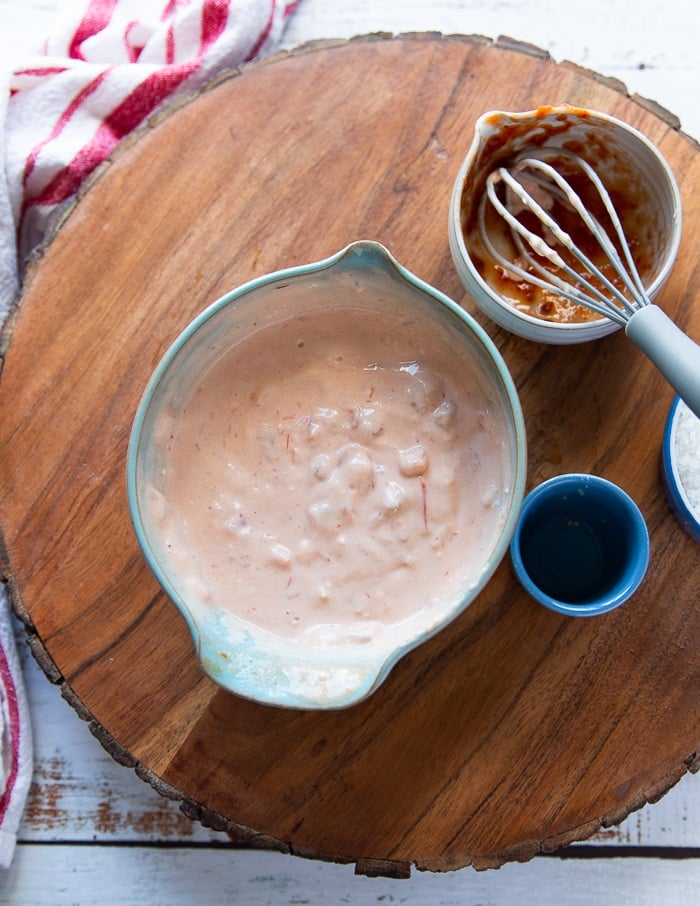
[661,397,700,543]
[510,473,650,617]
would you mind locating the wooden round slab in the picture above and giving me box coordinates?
[1,35,698,876]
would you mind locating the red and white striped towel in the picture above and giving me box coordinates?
[0,595,33,870]
[0,0,297,320]
[0,0,296,867]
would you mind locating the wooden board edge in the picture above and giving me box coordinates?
[413,757,699,872]
[123,746,700,875]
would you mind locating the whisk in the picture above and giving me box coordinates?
[480,147,700,420]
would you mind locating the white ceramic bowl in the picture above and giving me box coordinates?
[127,241,527,710]
[448,105,682,344]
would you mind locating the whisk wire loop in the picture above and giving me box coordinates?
[480,148,655,325]
[512,161,639,313]
[523,149,649,306]
[474,144,700,419]
[481,172,629,324]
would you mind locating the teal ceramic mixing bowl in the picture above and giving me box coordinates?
[127,241,527,708]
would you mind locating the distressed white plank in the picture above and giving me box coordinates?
[17,622,700,847]
[2,846,700,906]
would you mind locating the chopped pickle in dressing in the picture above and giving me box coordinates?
[147,306,511,649]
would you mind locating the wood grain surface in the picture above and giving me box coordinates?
[1,35,698,874]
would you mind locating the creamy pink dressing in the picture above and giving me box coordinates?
[147,307,511,649]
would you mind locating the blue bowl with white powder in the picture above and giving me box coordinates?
[662,397,700,543]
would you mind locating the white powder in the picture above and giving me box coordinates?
[673,400,700,518]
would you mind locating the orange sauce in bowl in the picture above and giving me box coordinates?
[460,113,660,324]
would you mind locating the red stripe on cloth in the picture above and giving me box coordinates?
[245,0,275,62]
[22,62,198,214]
[165,22,176,63]
[0,646,21,827]
[13,66,71,78]
[124,21,143,63]
[201,0,231,52]
[283,1,299,15]
[22,68,112,188]
[69,0,121,60]
[163,1,228,66]
[161,0,182,19]
[103,62,198,138]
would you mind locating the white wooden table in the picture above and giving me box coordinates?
[1,1,699,903]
